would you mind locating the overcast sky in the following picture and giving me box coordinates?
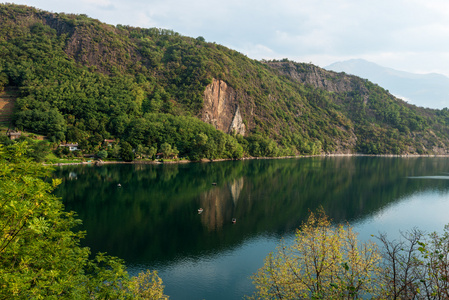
[8,0,449,77]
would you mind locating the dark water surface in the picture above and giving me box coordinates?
[54,157,449,299]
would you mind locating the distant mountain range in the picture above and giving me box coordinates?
[325,59,449,109]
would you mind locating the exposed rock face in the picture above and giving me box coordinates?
[229,106,245,135]
[267,61,370,104]
[202,79,246,135]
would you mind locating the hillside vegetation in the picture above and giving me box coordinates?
[1,3,449,158]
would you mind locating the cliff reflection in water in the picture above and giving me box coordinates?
[53,157,449,267]
[200,178,245,231]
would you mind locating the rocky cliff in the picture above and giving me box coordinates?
[201,78,246,135]
[267,61,370,104]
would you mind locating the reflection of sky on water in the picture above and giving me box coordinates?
[128,235,280,300]
[408,176,449,180]
[353,189,449,242]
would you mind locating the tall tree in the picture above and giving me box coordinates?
[250,209,382,299]
[119,141,134,162]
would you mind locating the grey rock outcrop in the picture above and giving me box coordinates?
[267,61,370,104]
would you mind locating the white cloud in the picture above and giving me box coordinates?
[238,44,276,60]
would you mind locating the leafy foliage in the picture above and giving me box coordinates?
[250,209,382,299]
[120,141,134,162]
[0,141,167,298]
[251,209,449,299]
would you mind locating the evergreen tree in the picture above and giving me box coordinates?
[120,141,134,162]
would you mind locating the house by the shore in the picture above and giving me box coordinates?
[59,143,79,151]
[6,130,21,140]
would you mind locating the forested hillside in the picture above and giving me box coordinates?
[1,3,449,158]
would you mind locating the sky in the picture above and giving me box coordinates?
[8,0,449,77]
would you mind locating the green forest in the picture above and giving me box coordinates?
[1,3,449,161]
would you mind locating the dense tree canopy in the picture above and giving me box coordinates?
[1,3,449,159]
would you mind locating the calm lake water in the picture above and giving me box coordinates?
[53,157,449,299]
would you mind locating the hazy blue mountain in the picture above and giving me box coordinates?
[325,59,449,109]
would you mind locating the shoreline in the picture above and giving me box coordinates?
[46,153,449,166]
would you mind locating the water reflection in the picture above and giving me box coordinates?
[199,178,244,231]
[53,157,449,261]
[409,175,449,180]
[53,157,449,299]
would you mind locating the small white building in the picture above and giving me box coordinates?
[59,143,79,151]
[7,130,21,140]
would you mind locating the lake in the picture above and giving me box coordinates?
[53,156,449,299]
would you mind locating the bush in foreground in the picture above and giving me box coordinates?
[250,209,382,299]
[250,208,449,299]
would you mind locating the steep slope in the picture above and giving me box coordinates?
[1,4,449,157]
[267,60,449,154]
[326,59,449,109]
